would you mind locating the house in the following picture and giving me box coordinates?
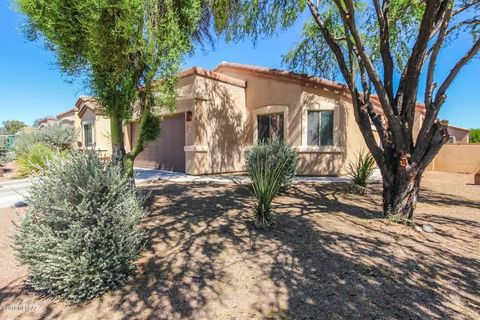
[59,62,459,176]
[57,96,114,154]
[446,125,470,144]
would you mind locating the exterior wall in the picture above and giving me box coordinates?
[79,108,112,154]
[447,126,470,143]
[184,75,247,175]
[216,67,368,175]
[429,143,480,173]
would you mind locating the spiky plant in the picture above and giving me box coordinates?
[16,143,57,177]
[245,140,297,227]
[346,149,377,194]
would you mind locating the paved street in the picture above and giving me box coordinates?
[0,179,31,208]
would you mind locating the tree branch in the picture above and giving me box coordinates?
[373,0,394,104]
[434,38,480,106]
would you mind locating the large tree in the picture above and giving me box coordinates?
[217,0,479,219]
[2,120,27,134]
[16,0,212,174]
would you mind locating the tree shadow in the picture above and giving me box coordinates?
[1,181,478,319]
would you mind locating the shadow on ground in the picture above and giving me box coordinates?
[0,176,479,319]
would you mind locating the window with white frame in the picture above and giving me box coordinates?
[83,123,94,148]
[307,111,334,146]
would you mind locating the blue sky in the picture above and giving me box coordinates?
[1,3,478,129]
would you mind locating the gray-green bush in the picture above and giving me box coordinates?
[13,122,76,157]
[14,152,146,302]
[346,149,377,194]
[245,139,297,227]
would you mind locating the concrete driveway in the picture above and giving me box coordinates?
[0,168,381,208]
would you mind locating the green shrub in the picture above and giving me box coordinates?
[346,149,377,194]
[36,122,77,151]
[13,152,146,302]
[13,132,42,157]
[0,151,15,166]
[16,143,57,177]
[13,123,76,157]
[245,140,297,227]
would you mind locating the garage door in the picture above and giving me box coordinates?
[132,114,186,172]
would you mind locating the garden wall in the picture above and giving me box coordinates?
[428,143,480,174]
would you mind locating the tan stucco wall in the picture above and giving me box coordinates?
[429,144,480,174]
[184,74,247,175]
[78,108,112,154]
[447,127,470,143]
[215,68,369,175]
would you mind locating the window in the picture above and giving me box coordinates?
[257,113,284,142]
[83,123,94,148]
[307,111,334,146]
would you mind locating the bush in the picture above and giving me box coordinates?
[16,143,57,177]
[13,123,76,157]
[346,149,377,194]
[0,151,15,167]
[13,132,42,157]
[245,139,297,227]
[36,122,77,151]
[13,152,146,302]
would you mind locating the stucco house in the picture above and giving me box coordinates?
[60,62,453,176]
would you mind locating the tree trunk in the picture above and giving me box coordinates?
[382,169,421,220]
[110,110,126,163]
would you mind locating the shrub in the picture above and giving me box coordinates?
[245,139,297,227]
[13,152,146,302]
[13,132,42,157]
[346,149,377,194]
[0,151,15,166]
[13,123,76,157]
[16,143,57,177]
[36,122,77,151]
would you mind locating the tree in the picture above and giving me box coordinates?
[16,0,211,175]
[470,129,480,143]
[2,120,27,134]
[217,0,479,219]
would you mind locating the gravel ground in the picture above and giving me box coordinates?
[0,171,478,320]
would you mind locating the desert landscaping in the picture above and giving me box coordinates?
[1,171,478,320]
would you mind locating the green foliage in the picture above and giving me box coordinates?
[16,143,57,177]
[245,140,297,227]
[347,150,377,194]
[13,123,76,157]
[2,120,27,134]
[15,0,208,159]
[13,132,42,157]
[470,128,480,143]
[14,152,146,302]
[35,122,77,151]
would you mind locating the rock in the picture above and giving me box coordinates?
[413,224,423,232]
[422,224,435,233]
[14,201,28,208]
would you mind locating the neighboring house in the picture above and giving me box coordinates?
[57,62,464,176]
[37,117,56,128]
[56,107,76,126]
[446,125,470,144]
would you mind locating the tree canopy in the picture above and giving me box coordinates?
[470,128,480,143]
[216,0,480,219]
[2,120,27,134]
[16,0,218,171]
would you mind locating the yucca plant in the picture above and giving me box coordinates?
[16,143,57,177]
[245,140,297,227]
[346,149,377,194]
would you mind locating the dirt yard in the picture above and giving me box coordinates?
[0,171,479,319]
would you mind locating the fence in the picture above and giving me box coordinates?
[428,143,480,174]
